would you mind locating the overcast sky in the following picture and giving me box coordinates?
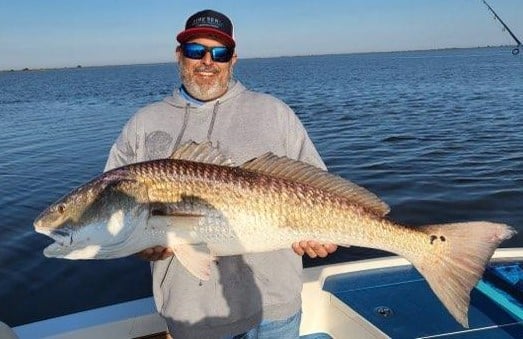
[1,0,522,70]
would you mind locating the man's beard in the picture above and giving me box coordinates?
[179,64,232,101]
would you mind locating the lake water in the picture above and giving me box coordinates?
[1,47,522,326]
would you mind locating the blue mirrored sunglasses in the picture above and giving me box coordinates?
[181,43,234,63]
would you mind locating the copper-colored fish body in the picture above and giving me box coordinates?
[34,142,516,328]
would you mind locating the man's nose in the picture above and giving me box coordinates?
[201,51,213,65]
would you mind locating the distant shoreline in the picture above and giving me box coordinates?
[1,45,516,73]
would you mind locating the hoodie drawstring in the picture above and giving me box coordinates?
[207,100,220,141]
[174,103,190,150]
[173,101,220,150]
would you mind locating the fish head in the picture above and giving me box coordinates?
[34,176,109,231]
[34,170,148,259]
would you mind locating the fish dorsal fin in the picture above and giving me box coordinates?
[170,141,235,166]
[241,153,390,216]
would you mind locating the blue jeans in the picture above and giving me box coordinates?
[229,311,301,339]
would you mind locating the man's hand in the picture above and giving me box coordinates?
[292,241,338,258]
[136,246,174,261]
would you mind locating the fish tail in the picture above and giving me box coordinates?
[408,221,516,328]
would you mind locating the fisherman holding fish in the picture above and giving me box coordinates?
[105,9,337,338]
[34,8,516,338]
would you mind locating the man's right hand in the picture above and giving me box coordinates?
[136,246,174,261]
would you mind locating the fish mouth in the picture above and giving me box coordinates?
[35,223,131,259]
[35,227,73,244]
[35,226,76,257]
[38,229,103,259]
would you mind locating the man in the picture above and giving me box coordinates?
[105,9,337,338]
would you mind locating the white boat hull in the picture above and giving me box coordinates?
[12,248,523,339]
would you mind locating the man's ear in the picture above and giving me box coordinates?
[175,45,181,62]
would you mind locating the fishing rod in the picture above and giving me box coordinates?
[481,0,521,55]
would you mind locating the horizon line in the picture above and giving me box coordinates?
[1,44,515,73]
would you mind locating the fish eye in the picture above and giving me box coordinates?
[57,203,66,214]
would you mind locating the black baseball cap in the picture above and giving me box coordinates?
[177,9,235,48]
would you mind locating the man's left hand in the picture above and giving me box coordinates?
[292,241,338,258]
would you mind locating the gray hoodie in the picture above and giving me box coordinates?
[105,80,325,338]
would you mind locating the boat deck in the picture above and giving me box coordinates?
[323,262,523,338]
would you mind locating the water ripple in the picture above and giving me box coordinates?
[1,48,522,326]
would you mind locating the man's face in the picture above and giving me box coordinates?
[176,37,237,101]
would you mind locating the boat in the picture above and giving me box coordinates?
[8,247,523,338]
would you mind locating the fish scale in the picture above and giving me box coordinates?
[126,158,438,256]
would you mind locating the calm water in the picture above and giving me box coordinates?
[1,47,522,326]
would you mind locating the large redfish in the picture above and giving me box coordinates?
[34,142,515,327]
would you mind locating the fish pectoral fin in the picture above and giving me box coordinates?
[173,243,216,281]
[149,214,213,280]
